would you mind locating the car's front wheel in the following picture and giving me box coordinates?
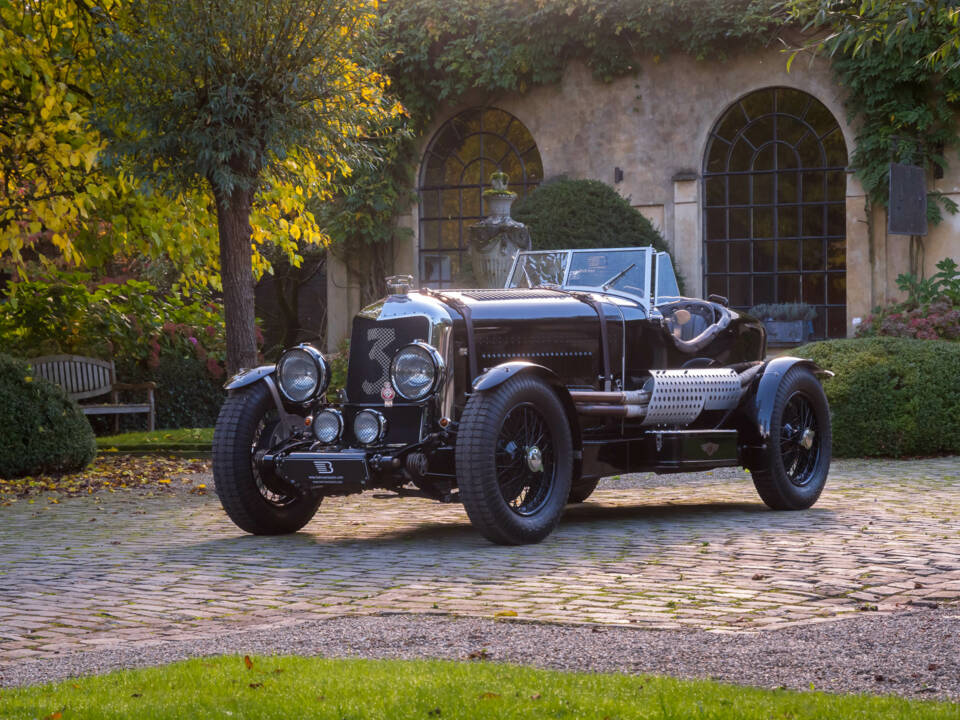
[751,366,831,510]
[456,374,573,545]
[213,382,321,534]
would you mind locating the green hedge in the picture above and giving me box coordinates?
[795,337,960,458]
[0,353,97,479]
[512,178,668,253]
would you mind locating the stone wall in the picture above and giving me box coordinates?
[326,46,960,348]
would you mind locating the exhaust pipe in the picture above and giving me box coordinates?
[569,390,651,405]
[575,404,647,418]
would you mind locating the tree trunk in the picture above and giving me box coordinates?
[214,184,258,375]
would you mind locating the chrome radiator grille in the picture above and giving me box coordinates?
[346,315,430,403]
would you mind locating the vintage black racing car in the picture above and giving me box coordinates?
[213,246,832,545]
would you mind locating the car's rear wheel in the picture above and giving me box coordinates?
[456,374,573,545]
[213,382,321,534]
[751,367,831,510]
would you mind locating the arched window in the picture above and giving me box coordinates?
[703,87,848,338]
[418,108,543,288]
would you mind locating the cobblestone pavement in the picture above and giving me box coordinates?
[1,458,958,667]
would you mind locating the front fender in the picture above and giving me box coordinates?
[223,365,275,391]
[750,356,832,438]
[472,361,558,392]
[471,361,582,464]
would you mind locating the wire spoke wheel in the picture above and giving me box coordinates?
[250,411,297,507]
[779,392,820,487]
[495,403,555,516]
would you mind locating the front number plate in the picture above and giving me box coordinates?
[276,451,369,494]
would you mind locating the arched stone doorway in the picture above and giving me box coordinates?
[418,107,543,288]
[703,87,848,338]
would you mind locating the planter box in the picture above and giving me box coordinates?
[763,319,808,345]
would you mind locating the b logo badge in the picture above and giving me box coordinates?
[313,460,334,474]
[381,382,395,407]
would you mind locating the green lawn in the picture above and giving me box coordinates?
[96,427,213,453]
[1,657,956,720]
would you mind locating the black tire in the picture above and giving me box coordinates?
[213,382,321,534]
[752,366,831,510]
[568,477,600,503]
[456,374,573,545]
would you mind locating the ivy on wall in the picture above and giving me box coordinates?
[383,0,786,126]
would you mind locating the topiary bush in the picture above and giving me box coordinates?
[512,178,669,254]
[794,337,960,458]
[0,353,97,479]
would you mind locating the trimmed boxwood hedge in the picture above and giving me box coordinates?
[794,337,960,458]
[0,353,97,479]
[512,178,668,253]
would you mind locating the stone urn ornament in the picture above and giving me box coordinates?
[468,171,533,288]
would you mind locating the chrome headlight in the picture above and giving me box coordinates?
[312,409,343,444]
[276,344,329,403]
[354,409,387,446]
[390,342,443,401]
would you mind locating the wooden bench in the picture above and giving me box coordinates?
[31,355,156,432]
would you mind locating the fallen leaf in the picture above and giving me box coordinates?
[467,648,490,661]
[478,692,500,699]
[530,693,542,700]
[494,610,517,617]
[42,713,62,720]
[751,573,769,581]
[244,655,254,670]
[928,663,940,671]
[249,682,263,689]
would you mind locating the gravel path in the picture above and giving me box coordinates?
[2,608,958,701]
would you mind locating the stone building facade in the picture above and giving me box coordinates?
[326,47,960,350]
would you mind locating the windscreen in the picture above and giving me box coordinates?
[507,251,568,288]
[566,249,648,298]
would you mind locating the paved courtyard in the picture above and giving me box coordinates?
[1,458,958,668]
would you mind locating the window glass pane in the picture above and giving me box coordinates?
[753,144,775,172]
[744,116,774,149]
[828,272,846,305]
[729,275,751,307]
[420,220,440,250]
[440,221,460,250]
[806,99,837,138]
[777,207,799,238]
[707,241,727,273]
[779,274,801,303]
[802,172,825,203]
[707,138,729,172]
[707,275,727,298]
[706,208,727,240]
[803,273,825,305]
[778,239,800,271]
[777,144,799,172]
[754,240,775,272]
[827,171,845,198]
[440,189,460,218]
[753,207,774,238]
[796,133,823,166]
[777,88,810,118]
[802,205,825,237]
[705,177,726,206]
[740,91,774,121]
[715,106,747,143]
[827,204,845,236]
[521,148,543,183]
[802,238,825,270]
[753,274,775,305]
[729,208,750,239]
[729,241,751,272]
[778,115,808,146]
[752,173,773,204]
[729,139,753,172]
[828,239,845,269]
[462,189,481,219]
[823,129,848,166]
[729,176,750,205]
[777,168,799,202]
